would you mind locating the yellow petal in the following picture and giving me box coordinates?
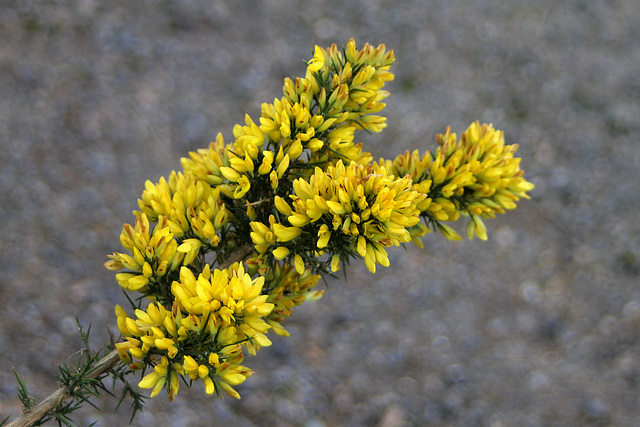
[273,246,290,260]
[294,254,305,274]
[139,372,160,389]
[274,196,292,216]
[220,166,241,182]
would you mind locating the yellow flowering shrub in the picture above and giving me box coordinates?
[106,39,533,401]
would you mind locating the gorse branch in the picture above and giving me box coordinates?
[7,350,120,427]
[6,244,256,427]
[6,39,533,425]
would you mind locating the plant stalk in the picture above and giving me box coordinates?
[7,350,120,427]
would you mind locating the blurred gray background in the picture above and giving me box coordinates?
[1,0,639,426]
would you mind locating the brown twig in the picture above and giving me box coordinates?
[7,349,121,427]
[218,243,254,270]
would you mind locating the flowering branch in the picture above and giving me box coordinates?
[5,243,256,427]
[4,39,533,425]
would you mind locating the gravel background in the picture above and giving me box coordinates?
[1,1,640,426]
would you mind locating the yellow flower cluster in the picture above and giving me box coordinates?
[114,263,272,400]
[106,40,533,403]
[250,160,427,273]
[380,121,534,240]
[172,263,274,355]
[181,39,395,203]
[135,170,229,241]
[105,214,182,297]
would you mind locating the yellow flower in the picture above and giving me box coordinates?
[220,166,242,182]
[307,45,325,72]
[116,273,149,292]
[273,246,290,260]
[274,196,292,216]
[276,154,290,179]
[330,254,340,272]
[376,122,533,242]
[272,223,303,242]
[108,214,184,289]
[289,139,303,159]
[228,152,254,173]
[307,138,324,151]
[288,213,310,227]
[437,223,462,241]
[250,217,277,253]
[134,171,217,240]
[270,170,279,190]
[233,114,264,158]
[203,377,215,395]
[317,224,331,248]
[139,356,170,398]
[258,150,274,175]
[181,133,226,186]
[177,238,202,265]
[466,214,488,240]
[233,175,251,199]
